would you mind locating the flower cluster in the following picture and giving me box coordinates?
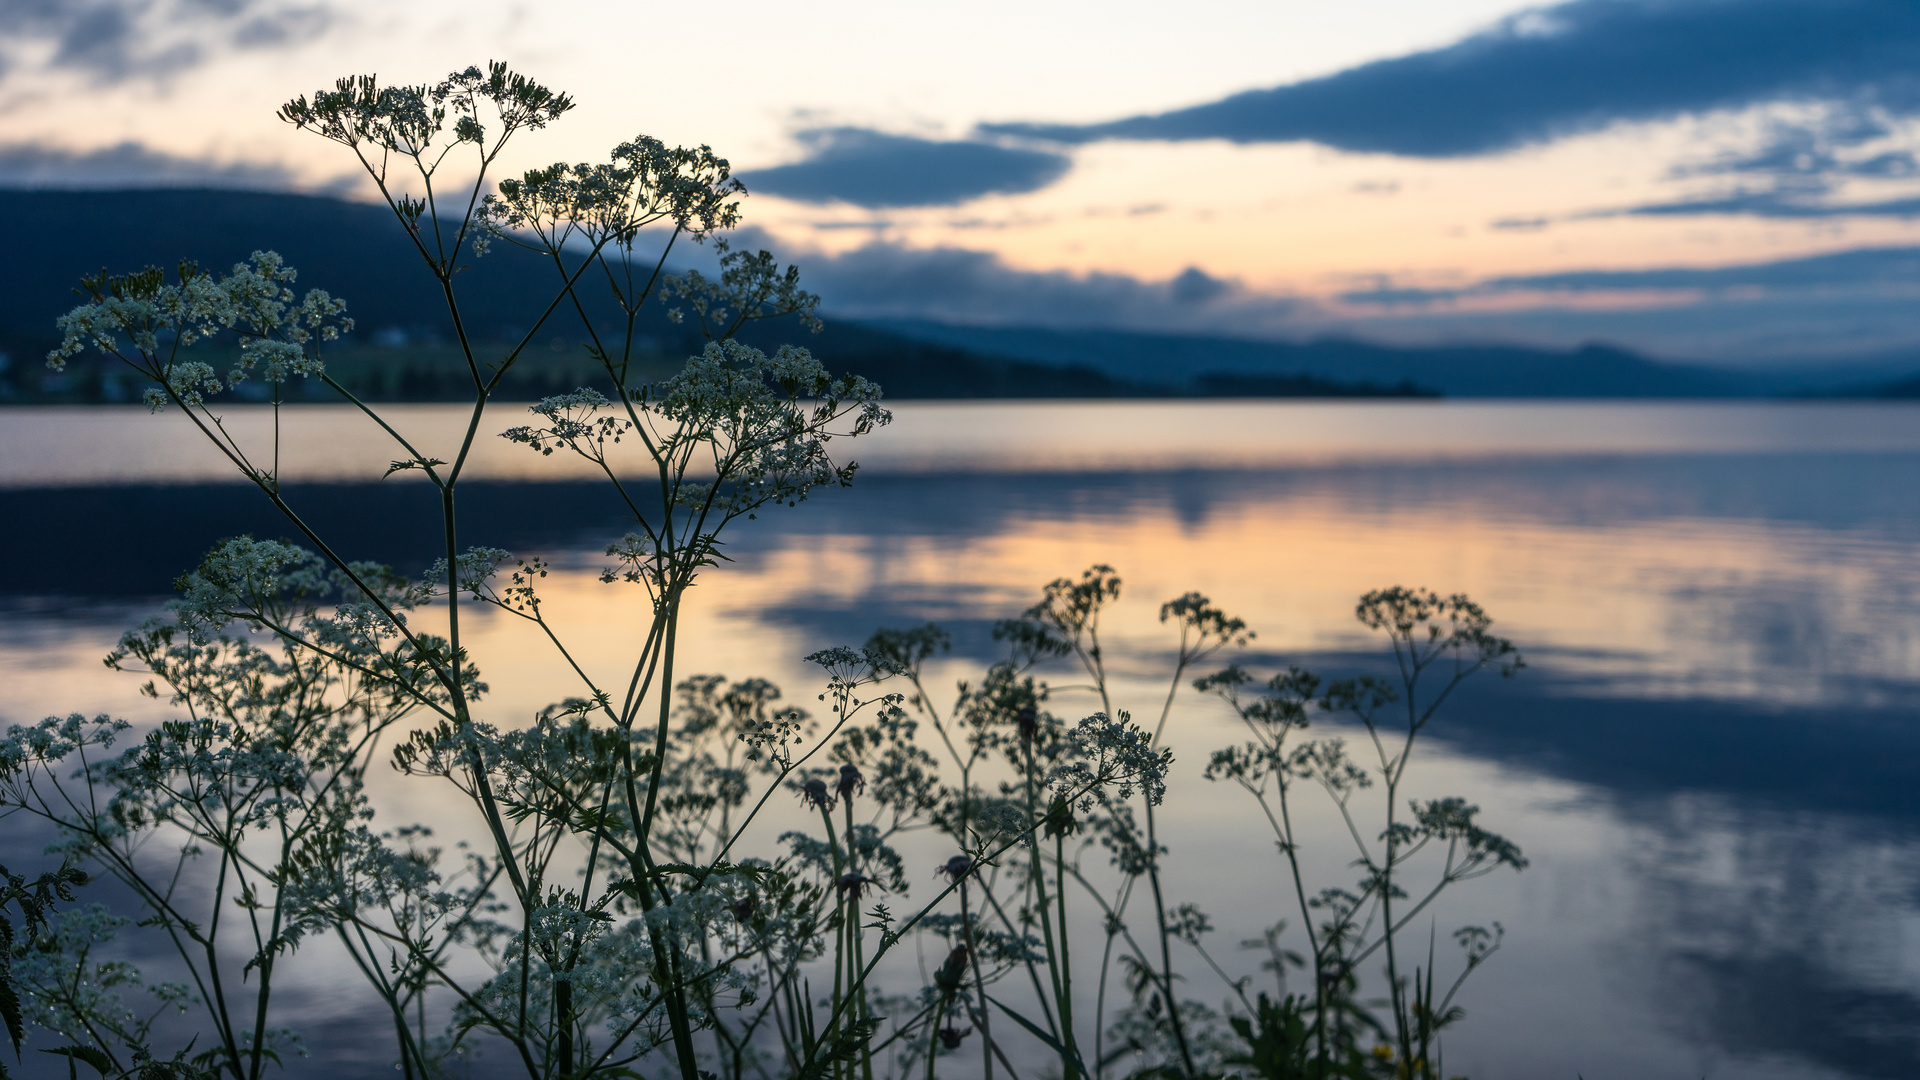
[650,339,889,515]
[502,389,631,458]
[481,135,743,254]
[1356,586,1523,676]
[1048,711,1171,808]
[662,238,822,338]
[46,251,351,411]
[279,63,573,156]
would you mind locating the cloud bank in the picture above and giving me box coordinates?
[983,0,1920,158]
[1331,243,1920,361]
[741,128,1071,208]
[0,140,347,193]
[762,231,1920,363]
[792,240,1301,332]
[0,0,333,86]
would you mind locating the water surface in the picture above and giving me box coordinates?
[5,401,1920,1079]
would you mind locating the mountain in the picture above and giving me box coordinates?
[859,319,1780,398]
[0,188,1153,401]
[1,188,1906,401]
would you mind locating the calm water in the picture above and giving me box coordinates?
[6,401,1920,1079]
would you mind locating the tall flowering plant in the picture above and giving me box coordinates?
[8,62,1525,1080]
[9,63,1174,1080]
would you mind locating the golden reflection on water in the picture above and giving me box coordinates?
[10,399,1920,709]
[404,486,1920,732]
[10,482,1915,730]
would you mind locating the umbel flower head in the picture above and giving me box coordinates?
[47,251,351,412]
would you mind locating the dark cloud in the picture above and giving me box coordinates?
[0,140,348,193]
[759,235,1297,332]
[981,0,1920,158]
[1168,266,1229,304]
[740,128,1072,208]
[707,228,1920,364]
[0,0,333,85]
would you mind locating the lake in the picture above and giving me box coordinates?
[4,400,1920,1079]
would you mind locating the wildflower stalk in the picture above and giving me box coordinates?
[793,745,1162,1080]
[1020,738,1079,1080]
[959,877,994,1080]
[908,657,1000,1080]
[844,795,877,1080]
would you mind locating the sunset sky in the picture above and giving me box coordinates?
[7,0,1920,365]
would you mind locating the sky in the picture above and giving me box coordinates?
[8,0,1920,366]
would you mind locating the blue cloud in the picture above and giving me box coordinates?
[1477,113,1920,222]
[981,0,1920,157]
[740,128,1071,208]
[1613,189,1920,218]
[0,0,333,85]
[1672,114,1915,180]
[0,139,348,192]
[1342,244,1920,305]
[730,232,1297,331]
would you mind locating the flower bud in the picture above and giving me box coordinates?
[837,762,864,805]
[800,777,834,810]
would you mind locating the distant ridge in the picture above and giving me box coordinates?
[0,189,1140,401]
[0,188,1909,401]
[859,319,1770,399]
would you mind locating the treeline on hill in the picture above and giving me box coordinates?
[0,188,1435,403]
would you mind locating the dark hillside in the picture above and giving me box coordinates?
[1,188,1846,401]
[0,188,1142,401]
[865,319,1771,398]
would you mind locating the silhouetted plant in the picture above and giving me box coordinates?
[10,60,1526,1080]
[1197,588,1524,1079]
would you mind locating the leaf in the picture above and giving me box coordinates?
[985,994,1091,1079]
[651,861,765,882]
[0,974,21,1056]
[793,1015,882,1080]
[43,1045,114,1075]
[384,457,448,478]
